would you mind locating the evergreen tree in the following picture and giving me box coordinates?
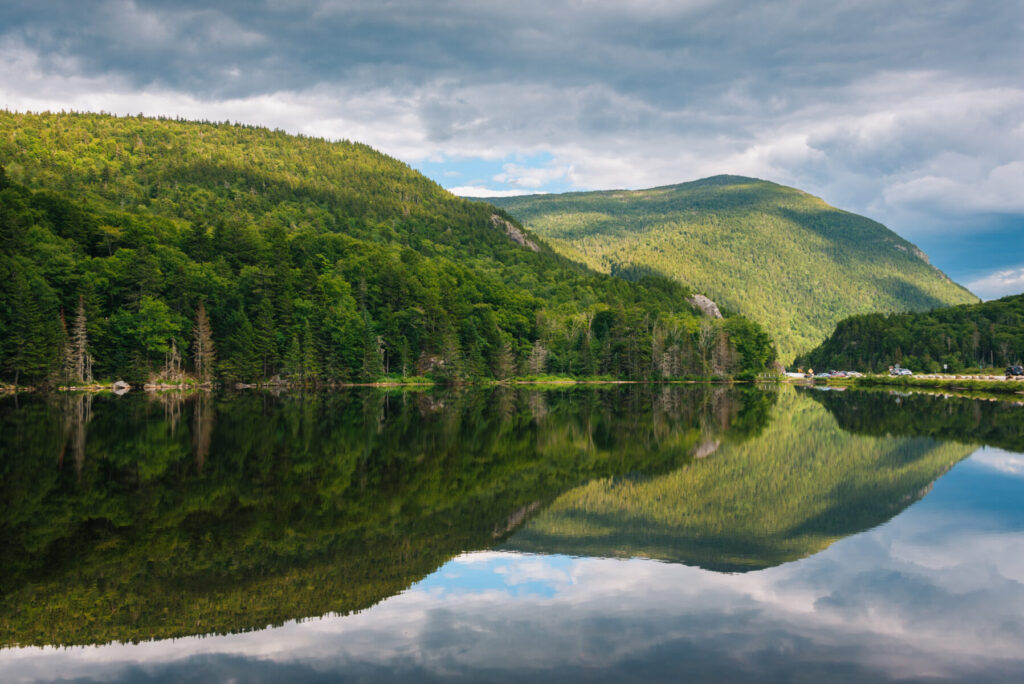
[219,309,258,381]
[253,297,278,378]
[2,267,61,386]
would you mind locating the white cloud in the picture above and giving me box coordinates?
[448,186,542,198]
[966,266,1024,300]
[493,162,571,188]
[1,0,1022,280]
[971,448,1024,476]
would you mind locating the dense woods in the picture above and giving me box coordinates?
[489,176,977,361]
[0,111,775,386]
[796,293,1024,372]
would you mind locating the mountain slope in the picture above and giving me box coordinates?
[796,293,1024,372]
[487,176,977,361]
[0,112,774,384]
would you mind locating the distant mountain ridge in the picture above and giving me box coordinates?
[487,176,977,361]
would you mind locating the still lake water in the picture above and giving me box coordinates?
[2,385,1024,682]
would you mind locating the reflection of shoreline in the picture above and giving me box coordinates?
[803,386,1024,453]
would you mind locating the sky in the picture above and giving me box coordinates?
[0,1,1022,296]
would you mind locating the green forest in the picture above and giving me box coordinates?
[489,176,977,361]
[0,111,775,387]
[796,293,1024,372]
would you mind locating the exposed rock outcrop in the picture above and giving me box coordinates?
[491,214,540,252]
[689,294,723,319]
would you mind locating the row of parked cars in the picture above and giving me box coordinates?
[812,370,865,378]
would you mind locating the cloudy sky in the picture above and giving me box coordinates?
[1,1,1022,296]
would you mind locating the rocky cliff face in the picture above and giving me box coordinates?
[689,294,723,319]
[491,214,540,252]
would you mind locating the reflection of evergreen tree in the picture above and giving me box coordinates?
[804,386,1024,452]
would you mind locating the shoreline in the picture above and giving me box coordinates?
[1,376,760,394]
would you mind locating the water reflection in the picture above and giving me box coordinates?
[0,385,767,647]
[2,386,1024,683]
[504,390,975,570]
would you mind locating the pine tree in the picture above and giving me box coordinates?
[254,297,277,378]
[3,268,61,386]
[192,300,216,383]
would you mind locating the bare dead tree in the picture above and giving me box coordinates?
[193,300,216,383]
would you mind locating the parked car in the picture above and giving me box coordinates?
[829,370,848,378]
[1006,364,1023,378]
[897,368,913,376]
[846,371,864,377]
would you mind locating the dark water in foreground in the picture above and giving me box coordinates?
[1,385,1024,682]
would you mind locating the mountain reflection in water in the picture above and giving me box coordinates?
[2,384,1023,683]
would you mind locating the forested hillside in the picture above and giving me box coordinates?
[488,176,977,361]
[796,293,1024,373]
[0,111,774,385]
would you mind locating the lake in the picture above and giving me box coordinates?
[2,384,1023,682]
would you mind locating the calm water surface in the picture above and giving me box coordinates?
[2,385,1023,682]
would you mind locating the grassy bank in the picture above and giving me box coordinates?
[854,374,1024,395]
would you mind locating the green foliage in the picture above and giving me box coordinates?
[0,112,775,383]
[488,175,977,361]
[797,293,1024,372]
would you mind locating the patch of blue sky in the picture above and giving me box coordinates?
[410,552,577,599]
[916,213,1024,297]
[912,447,1024,529]
[411,151,575,197]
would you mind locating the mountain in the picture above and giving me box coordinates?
[0,111,774,385]
[502,388,975,571]
[487,176,978,361]
[796,293,1024,373]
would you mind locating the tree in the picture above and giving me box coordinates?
[253,296,277,378]
[192,300,216,383]
[2,266,61,386]
[67,296,92,384]
[133,296,178,371]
